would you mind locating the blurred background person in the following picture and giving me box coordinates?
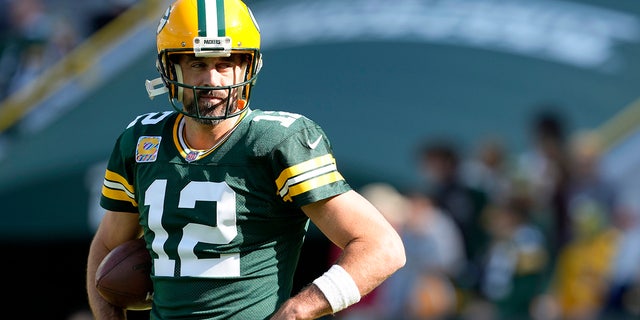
[532,193,620,320]
[515,108,572,259]
[416,138,490,295]
[402,191,464,320]
[565,130,619,240]
[476,194,550,320]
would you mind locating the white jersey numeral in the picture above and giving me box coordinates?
[145,180,240,278]
[253,111,301,128]
[127,111,173,128]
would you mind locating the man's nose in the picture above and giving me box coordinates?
[203,68,224,86]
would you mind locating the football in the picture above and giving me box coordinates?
[95,238,153,310]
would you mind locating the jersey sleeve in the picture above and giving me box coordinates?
[270,117,351,207]
[99,123,140,213]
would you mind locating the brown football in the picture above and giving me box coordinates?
[95,238,153,310]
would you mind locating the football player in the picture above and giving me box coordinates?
[86,0,406,319]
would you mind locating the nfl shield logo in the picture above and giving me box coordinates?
[186,151,199,162]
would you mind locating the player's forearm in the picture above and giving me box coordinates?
[86,237,127,320]
[88,292,126,320]
[336,230,406,297]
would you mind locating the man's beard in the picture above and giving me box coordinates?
[184,97,235,126]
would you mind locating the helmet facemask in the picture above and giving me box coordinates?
[156,50,260,123]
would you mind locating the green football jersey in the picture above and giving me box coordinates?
[100,109,352,319]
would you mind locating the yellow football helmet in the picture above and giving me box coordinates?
[145,0,262,120]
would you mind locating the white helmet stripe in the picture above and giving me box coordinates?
[198,0,225,37]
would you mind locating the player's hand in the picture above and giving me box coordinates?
[270,284,331,320]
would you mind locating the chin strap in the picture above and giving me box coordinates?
[145,77,169,100]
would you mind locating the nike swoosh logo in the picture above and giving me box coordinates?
[307,135,322,149]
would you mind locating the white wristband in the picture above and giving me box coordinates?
[312,264,361,313]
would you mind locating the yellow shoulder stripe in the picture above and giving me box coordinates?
[282,172,344,202]
[275,154,336,190]
[101,185,139,207]
[102,169,137,206]
[104,169,134,194]
[275,154,344,202]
